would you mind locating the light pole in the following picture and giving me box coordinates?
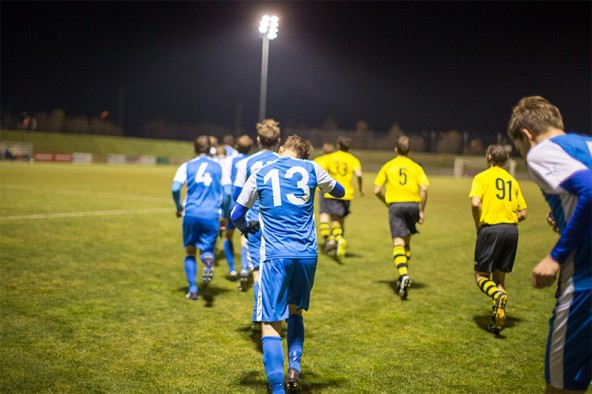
[258,15,279,121]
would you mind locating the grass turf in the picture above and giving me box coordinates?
[1,161,557,393]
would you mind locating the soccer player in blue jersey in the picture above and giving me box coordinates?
[231,135,345,393]
[233,119,281,319]
[222,134,253,290]
[508,96,591,393]
[172,135,224,301]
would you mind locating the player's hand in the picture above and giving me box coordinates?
[241,221,260,239]
[176,209,183,218]
[418,211,425,224]
[219,217,228,231]
[546,211,559,234]
[532,255,561,289]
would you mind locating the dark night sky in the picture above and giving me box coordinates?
[1,1,590,138]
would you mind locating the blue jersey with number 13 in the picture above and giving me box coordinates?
[237,157,337,261]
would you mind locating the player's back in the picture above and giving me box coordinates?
[255,157,324,259]
[324,150,360,200]
[471,166,526,225]
[184,156,223,217]
[235,150,279,220]
[230,153,247,184]
[378,156,428,204]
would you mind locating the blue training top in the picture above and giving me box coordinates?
[526,132,592,294]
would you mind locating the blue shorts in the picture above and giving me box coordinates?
[226,201,237,231]
[255,257,317,323]
[545,290,592,391]
[182,215,220,252]
[246,229,262,269]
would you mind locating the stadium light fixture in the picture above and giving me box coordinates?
[258,15,279,121]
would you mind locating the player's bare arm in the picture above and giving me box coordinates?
[471,196,481,234]
[373,184,387,207]
[419,185,428,224]
[355,168,365,196]
[517,209,528,223]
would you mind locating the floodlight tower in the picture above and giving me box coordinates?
[258,15,279,121]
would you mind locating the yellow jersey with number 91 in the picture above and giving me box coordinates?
[469,166,527,226]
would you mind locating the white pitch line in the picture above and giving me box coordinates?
[1,184,171,205]
[1,208,172,221]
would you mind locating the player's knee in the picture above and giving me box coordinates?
[185,246,197,256]
[201,251,214,263]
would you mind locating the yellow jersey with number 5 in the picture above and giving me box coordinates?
[374,156,429,204]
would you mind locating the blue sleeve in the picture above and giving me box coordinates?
[551,170,592,263]
[329,182,345,198]
[230,203,249,232]
[232,186,243,202]
[171,181,183,211]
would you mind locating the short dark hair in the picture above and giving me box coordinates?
[486,144,509,167]
[236,134,253,154]
[336,136,351,152]
[194,135,211,155]
[395,136,410,156]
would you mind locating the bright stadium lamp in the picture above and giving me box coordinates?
[258,14,279,121]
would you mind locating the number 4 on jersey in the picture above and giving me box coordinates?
[194,163,212,186]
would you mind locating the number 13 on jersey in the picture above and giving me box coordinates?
[264,166,310,207]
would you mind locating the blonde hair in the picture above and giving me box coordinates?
[283,135,313,159]
[256,119,281,148]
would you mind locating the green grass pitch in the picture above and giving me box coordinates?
[1,161,558,393]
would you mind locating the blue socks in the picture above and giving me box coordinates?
[262,336,285,393]
[223,239,235,272]
[287,315,304,372]
[184,256,197,293]
[241,246,249,272]
[252,279,259,322]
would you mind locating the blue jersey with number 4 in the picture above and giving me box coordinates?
[236,157,337,260]
[173,155,223,219]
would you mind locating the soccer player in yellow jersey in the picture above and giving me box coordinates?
[320,136,364,262]
[469,144,527,334]
[313,143,335,247]
[374,136,429,299]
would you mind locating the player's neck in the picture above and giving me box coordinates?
[280,150,299,159]
[534,127,564,143]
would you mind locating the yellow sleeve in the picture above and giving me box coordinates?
[374,164,387,187]
[515,183,527,211]
[468,176,482,199]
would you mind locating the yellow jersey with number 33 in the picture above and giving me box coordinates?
[374,156,429,204]
[321,150,362,201]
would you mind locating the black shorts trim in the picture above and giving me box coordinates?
[388,202,420,238]
[474,224,519,273]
